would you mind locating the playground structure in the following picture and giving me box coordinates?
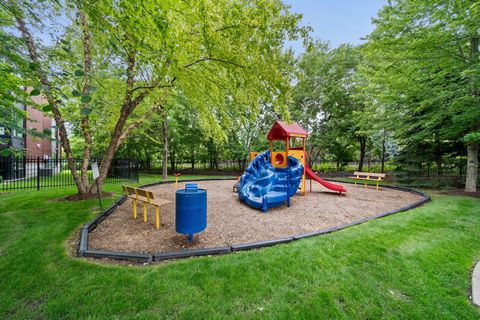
[238,121,346,212]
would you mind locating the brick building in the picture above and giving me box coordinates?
[25,95,60,159]
[0,94,61,180]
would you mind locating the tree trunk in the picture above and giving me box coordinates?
[358,136,366,172]
[465,142,478,192]
[91,103,133,192]
[190,148,195,169]
[465,36,479,192]
[170,146,176,173]
[381,130,386,173]
[89,54,162,193]
[434,133,442,177]
[79,8,93,192]
[145,151,152,172]
[161,118,168,180]
[435,157,442,178]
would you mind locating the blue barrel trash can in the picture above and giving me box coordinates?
[175,183,207,242]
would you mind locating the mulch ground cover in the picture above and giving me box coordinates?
[89,180,423,254]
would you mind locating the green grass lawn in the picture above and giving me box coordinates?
[1,174,479,319]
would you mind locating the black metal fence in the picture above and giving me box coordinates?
[0,157,139,191]
[139,159,246,176]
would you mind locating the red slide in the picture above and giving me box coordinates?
[305,164,347,194]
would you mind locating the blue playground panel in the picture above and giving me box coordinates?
[238,150,303,213]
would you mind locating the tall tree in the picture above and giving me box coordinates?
[292,42,368,169]
[364,0,479,191]
[5,0,308,195]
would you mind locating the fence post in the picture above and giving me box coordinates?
[36,156,40,191]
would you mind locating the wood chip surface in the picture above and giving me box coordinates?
[88,180,423,254]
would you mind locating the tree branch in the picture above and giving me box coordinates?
[131,79,176,93]
[94,52,168,191]
[118,105,162,146]
[183,56,245,69]
[130,76,176,97]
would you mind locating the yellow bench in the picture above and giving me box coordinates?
[350,172,386,190]
[123,185,171,229]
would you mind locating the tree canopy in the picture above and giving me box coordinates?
[2,0,309,194]
[1,0,478,192]
[362,0,479,190]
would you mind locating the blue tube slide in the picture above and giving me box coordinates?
[238,150,303,213]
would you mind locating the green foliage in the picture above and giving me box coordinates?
[29,88,40,96]
[70,0,307,142]
[42,105,53,112]
[291,41,378,168]
[80,95,91,104]
[463,131,480,144]
[362,0,480,180]
[79,107,91,116]
[3,0,308,191]
[117,84,281,170]
[0,9,29,150]
[74,70,85,77]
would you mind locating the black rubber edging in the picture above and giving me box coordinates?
[116,195,127,205]
[78,227,88,256]
[79,195,126,257]
[153,246,231,261]
[78,178,430,263]
[83,249,152,262]
[231,237,294,251]
[84,202,118,232]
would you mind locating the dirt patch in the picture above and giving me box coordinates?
[65,192,114,201]
[88,180,423,254]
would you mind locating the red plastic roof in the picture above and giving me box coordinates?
[267,121,308,140]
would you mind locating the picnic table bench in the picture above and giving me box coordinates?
[123,185,171,229]
[349,172,386,190]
